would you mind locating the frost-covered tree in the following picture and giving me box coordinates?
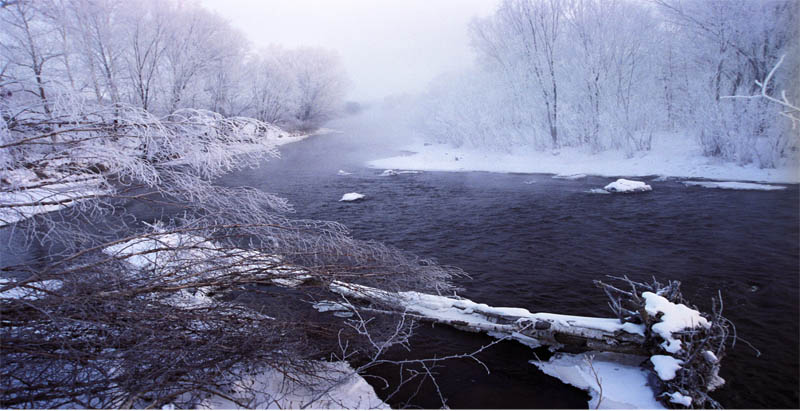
[655,0,799,166]
[418,0,797,167]
[285,48,348,131]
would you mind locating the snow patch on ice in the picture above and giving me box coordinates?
[532,352,665,409]
[682,181,786,190]
[603,179,652,193]
[650,355,683,381]
[339,193,365,202]
[643,292,710,353]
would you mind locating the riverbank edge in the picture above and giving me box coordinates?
[366,142,800,184]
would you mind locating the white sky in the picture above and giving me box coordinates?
[199,0,499,102]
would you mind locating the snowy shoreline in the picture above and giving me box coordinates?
[367,141,799,184]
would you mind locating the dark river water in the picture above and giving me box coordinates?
[214,123,799,409]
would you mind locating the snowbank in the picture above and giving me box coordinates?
[100,231,384,410]
[195,361,388,409]
[0,168,107,226]
[532,351,664,409]
[367,139,799,183]
[339,193,365,202]
[682,181,787,190]
[603,179,652,193]
[0,278,63,300]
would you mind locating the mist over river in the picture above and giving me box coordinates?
[212,120,799,409]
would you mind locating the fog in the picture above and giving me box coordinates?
[199,0,498,102]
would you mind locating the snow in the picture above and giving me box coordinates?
[339,192,365,202]
[703,350,719,364]
[532,351,665,409]
[367,137,799,184]
[553,173,587,180]
[588,188,611,194]
[380,169,422,176]
[682,180,787,190]
[102,229,311,289]
[337,169,353,175]
[195,361,388,409]
[642,292,710,353]
[666,392,693,407]
[650,355,683,381]
[0,168,107,226]
[0,278,63,300]
[330,281,645,341]
[603,179,652,193]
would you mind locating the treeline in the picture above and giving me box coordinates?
[419,0,798,168]
[0,0,348,132]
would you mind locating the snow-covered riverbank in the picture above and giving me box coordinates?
[368,139,799,184]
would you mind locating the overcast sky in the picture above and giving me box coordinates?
[199,0,499,102]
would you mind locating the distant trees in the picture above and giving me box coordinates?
[655,0,799,167]
[420,0,798,167]
[0,0,349,132]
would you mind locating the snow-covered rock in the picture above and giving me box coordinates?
[603,179,652,193]
[380,169,398,176]
[339,193,365,202]
[682,181,786,191]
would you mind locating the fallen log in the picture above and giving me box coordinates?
[327,281,649,356]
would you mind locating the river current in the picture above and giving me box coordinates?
[216,125,799,409]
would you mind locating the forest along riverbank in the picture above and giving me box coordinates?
[215,131,799,409]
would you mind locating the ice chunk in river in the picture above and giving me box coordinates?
[339,192,365,202]
[532,351,664,409]
[603,179,652,193]
[337,169,352,176]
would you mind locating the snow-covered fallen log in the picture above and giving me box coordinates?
[327,281,649,356]
[321,277,732,409]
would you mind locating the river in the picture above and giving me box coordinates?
[216,121,799,409]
